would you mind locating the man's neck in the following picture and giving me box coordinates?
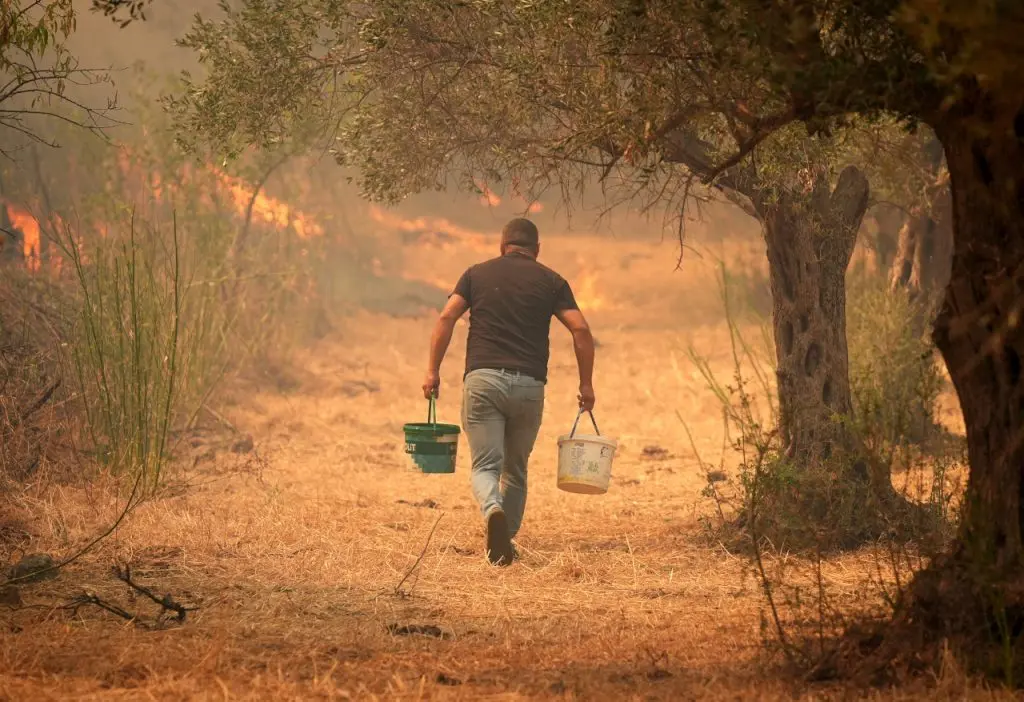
[504,247,536,260]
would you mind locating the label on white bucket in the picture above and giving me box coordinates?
[557,434,617,494]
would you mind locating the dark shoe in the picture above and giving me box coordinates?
[485,510,514,566]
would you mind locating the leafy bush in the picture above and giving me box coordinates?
[846,275,945,448]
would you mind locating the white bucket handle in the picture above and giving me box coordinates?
[569,408,601,437]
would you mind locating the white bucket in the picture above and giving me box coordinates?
[557,410,617,495]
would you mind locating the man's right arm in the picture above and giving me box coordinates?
[555,307,596,411]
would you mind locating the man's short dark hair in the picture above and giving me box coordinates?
[502,218,539,249]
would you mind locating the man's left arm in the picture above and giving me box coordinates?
[423,293,469,399]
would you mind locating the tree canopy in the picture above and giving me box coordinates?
[168,1,1023,184]
[167,1,857,205]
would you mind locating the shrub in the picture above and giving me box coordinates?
[846,275,945,449]
[0,268,72,490]
[0,106,342,489]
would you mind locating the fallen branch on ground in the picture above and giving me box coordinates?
[202,404,239,434]
[65,592,136,623]
[112,564,197,623]
[62,562,197,627]
[394,512,445,597]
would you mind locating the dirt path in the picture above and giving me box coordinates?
[0,235,989,700]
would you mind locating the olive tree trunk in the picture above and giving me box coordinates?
[755,166,869,467]
[901,95,1024,671]
[887,171,954,337]
[932,112,1024,573]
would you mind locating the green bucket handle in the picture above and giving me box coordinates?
[569,407,601,437]
[427,391,437,425]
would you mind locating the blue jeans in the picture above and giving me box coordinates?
[461,369,545,539]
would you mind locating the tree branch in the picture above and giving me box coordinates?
[697,109,796,185]
[394,512,445,597]
[716,184,759,219]
[830,165,871,229]
[112,564,197,623]
[11,378,60,429]
[828,165,870,265]
[659,128,757,201]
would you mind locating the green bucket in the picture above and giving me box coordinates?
[403,395,460,474]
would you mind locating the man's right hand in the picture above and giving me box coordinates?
[423,370,440,400]
[578,384,596,412]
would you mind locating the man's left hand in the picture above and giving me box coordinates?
[422,371,440,399]
[578,383,596,411]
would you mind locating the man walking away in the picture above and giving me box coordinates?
[422,218,596,566]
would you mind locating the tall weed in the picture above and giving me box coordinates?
[55,212,192,490]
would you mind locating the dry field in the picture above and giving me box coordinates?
[0,225,1006,700]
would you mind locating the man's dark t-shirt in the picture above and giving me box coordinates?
[452,252,578,383]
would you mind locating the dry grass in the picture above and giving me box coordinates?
[0,229,1007,700]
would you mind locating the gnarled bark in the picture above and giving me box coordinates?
[856,91,1024,683]
[931,102,1024,574]
[888,206,952,302]
[755,166,869,467]
[887,160,954,338]
[666,129,892,517]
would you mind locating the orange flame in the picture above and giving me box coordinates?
[5,204,41,272]
[367,206,495,252]
[114,146,326,240]
[473,179,502,207]
[572,258,612,313]
[4,148,331,279]
[211,169,324,239]
[574,271,607,312]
